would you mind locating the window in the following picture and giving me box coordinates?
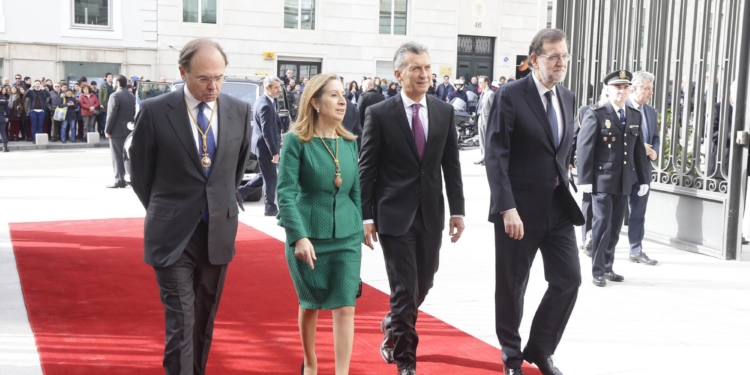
[379,0,407,35]
[73,0,111,28]
[184,0,217,24]
[546,1,553,28]
[284,0,315,30]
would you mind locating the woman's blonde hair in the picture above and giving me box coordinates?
[292,73,358,143]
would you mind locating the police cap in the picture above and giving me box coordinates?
[603,70,632,85]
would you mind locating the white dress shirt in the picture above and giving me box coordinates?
[532,72,563,145]
[400,90,429,138]
[184,86,219,153]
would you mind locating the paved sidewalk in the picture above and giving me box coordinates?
[1,148,749,375]
[4,139,110,152]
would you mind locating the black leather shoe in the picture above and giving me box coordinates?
[743,237,749,245]
[524,350,563,375]
[474,160,485,165]
[380,315,395,364]
[592,276,606,287]
[629,252,657,265]
[604,272,624,282]
[398,369,416,375]
[264,210,278,216]
[106,183,126,189]
[504,368,525,375]
[235,192,245,212]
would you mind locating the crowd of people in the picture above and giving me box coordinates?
[0,73,164,151]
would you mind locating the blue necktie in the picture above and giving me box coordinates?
[545,91,559,148]
[198,102,216,222]
[618,108,626,127]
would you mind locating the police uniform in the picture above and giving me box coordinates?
[576,70,650,287]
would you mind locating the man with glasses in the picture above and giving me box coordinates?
[13,75,22,87]
[128,38,251,375]
[485,28,584,375]
[577,70,650,288]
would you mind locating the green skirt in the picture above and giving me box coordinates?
[286,232,362,310]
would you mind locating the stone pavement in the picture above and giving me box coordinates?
[1,148,749,374]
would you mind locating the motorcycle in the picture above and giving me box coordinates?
[450,98,479,149]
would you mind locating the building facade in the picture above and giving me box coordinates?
[0,0,553,84]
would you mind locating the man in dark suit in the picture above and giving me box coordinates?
[626,71,660,265]
[358,79,386,129]
[485,28,585,375]
[360,42,465,375]
[342,99,362,149]
[577,70,650,288]
[128,38,251,375]
[236,76,281,216]
[435,75,454,101]
[104,75,135,188]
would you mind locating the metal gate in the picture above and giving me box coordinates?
[557,0,750,259]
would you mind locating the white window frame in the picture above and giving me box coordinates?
[380,0,408,35]
[70,0,113,30]
[183,0,219,25]
[284,0,316,30]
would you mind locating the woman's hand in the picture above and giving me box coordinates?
[294,238,316,270]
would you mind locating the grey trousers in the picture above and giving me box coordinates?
[83,116,97,133]
[478,119,487,161]
[153,221,228,375]
[109,136,127,184]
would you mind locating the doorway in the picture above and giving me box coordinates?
[277,60,322,85]
[456,36,494,80]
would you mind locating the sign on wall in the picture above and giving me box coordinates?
[439,66,453,78]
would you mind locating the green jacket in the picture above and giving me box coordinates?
[99,83,114,112]
[277,132,363,246]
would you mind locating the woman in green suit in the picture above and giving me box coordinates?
[277,73,364,375]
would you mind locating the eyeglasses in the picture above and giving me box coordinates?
[15,77,21,80]
[188,73,224,86]
[538,54,573,63]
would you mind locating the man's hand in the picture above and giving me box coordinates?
[105,133,111,139]
[502,210,524,240]
[294,238,317,269]
[638,184,649,196]
[568,164,574,170]
[645,143,658,161]
[272,154,280,164]
[448,217,465,243]
[579,184,592,193]
[363,223,378,249]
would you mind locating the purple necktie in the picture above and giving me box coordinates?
[411,103,426,160]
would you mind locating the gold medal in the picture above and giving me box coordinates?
[201,155,212,169]
[612,136,616,141]
[603,137,608,141]
[605,119,611,129]
[318,133,342,188]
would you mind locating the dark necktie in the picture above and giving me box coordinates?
[198,102,216,222]
[411,103,426,160]
[477,92,484,112]
[544,91,559,148]
[618,108,626,128]
[641,108,649,143]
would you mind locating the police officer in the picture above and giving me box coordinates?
[577,70,650,287]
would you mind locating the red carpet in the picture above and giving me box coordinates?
[10,219,540,374]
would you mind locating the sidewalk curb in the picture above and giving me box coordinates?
[6,142,110,151]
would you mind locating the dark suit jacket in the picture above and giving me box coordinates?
[569,105,592,166]
[343,100,362,138]
[626,99,660,177]
[129,88,252,267]
[104,88,136,138]
[577,101,649,195]
[485,74,584,228]
[357,89,385,127]
[251,95,280,158]
[359,94,465,236]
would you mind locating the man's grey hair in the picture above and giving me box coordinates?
[631,71,655,90]
[528,28,567,57]
[393,42,430,73]
[362,79,374,91]
[263,76,282,88]
[178,38,228,71]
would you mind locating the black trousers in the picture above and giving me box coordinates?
[109,136,127,185]
[591,192,628,277]
[153,221,228,375]
[494,186,581,369]
[238,156,277,212]
[580,192,593,241]
[379,208,442,370]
